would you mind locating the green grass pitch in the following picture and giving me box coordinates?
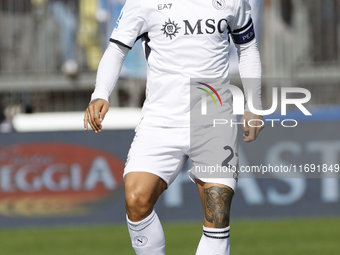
[1,218,339,255]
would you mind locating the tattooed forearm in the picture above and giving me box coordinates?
[203,186,234,228]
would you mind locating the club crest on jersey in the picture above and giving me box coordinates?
[161,18,181,40]
[212,0,226,10]
[134,236,148,247]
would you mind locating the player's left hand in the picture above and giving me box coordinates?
[240,112,264,142]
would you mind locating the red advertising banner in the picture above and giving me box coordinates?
[0,143,124,217]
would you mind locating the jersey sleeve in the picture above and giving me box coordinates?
[110,0,147,50]
[229,0,255,45]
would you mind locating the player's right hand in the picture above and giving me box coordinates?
[84,99,109,133]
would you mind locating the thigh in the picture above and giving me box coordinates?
[197,180,234,228]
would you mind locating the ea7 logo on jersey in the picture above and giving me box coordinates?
[161,19,181,40]
[212,0,226,10]
[158,3,172,10]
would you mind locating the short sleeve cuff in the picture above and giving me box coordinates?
[109,38,132,50]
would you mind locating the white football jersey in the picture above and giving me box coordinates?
[111,0,256,127]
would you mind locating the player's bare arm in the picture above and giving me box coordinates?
[84,99,109,133]
[240,112,264,142]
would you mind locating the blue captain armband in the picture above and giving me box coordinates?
[231,18,255,44]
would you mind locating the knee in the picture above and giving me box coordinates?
[125,189,154,221]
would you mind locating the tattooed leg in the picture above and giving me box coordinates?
[197,181,234,228]
[196,182,234,255]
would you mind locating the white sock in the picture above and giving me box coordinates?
[196,225,230,255]
[126,210,165,255]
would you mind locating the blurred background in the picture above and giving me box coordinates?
[0,0,340,254]
[0,0,339,126]
[0,0,148,132]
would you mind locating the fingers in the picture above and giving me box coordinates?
[99,102,109,122]
[241,115,251,142]
[85,108,97,133]
[243,126,256,142]
[242,114,264,143]
[241,120,249,138]
[84,99,108,133]
[91,104,103,131]
[241,116,250,134]
[84,111,89,131]
[87,106,97,133]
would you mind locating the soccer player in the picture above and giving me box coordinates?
[84,0,264,254]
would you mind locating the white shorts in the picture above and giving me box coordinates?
[124,123,238,191]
